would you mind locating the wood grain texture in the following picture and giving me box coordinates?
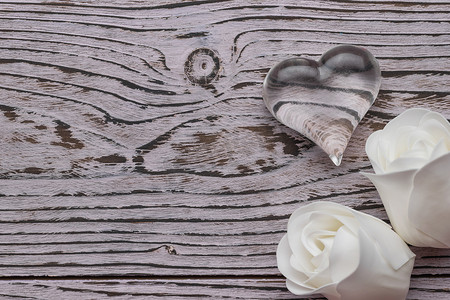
[0,0,449,298]
[0,277,448,299]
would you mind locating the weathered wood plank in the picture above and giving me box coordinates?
[0,277,448,300]
[0,190,448,277]
[0,0,449,298]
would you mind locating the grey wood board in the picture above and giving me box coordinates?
[0,277,449,299]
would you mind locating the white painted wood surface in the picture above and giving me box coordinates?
[0,0,449,298]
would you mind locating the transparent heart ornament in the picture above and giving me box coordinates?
[263,45,381,166]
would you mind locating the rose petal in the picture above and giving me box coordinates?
[277,234,311,291]
[287,212,315,273]
[430,139,449,161]
[421,119,450,146]
[389,125,419,159]
[286,279,339,300]
[387,155,429,173]
[365,131,385,174]
[336,228,414,300]
[407,130,436,154]
[278,219,339,298]
[376,140,390,172]
[312,235,334,269]
[362,170,445,247]
[384,108,429,131]
[304,262,333,290]
[352,209,415,270]
[366,108,450,176]
[302,213,339,257]
[331,214,360,235]
[328,226,359,283]
[409,152,450,248]
[305,225,359,297]
[420,111,450,133]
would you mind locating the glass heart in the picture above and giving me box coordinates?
[263,45,381,166]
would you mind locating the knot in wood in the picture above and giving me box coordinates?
[184,48,220,85]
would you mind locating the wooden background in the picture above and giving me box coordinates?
[0,0,449,298]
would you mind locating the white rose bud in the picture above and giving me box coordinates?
[277,201,415,300]
[363,108,450,248]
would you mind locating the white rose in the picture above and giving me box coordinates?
[363,108,450,248]
[277,201,415,300]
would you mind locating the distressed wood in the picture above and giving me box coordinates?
[0,0,449,298]
[0,277,448,299]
